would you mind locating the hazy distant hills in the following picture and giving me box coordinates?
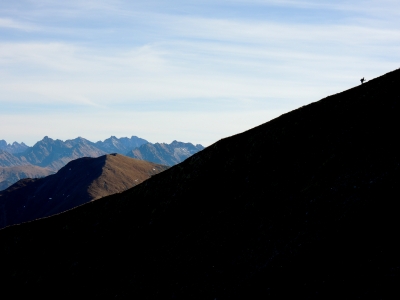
[0,154,168,229]
[0,140,29,154]
[127,140,205,166]
[0,150,26,167]
[1,68,399,298]
[0,136,202,190]
[0,165,54,191]
[0,148,55,190]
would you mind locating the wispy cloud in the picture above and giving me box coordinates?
[0,17,39,31]
[155,14,400,47]
[217,0,400,16]
[1,11,397,107]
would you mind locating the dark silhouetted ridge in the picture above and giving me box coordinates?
[1,68,400,299]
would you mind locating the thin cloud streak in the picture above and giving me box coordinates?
[0,17,40,31]
[217,0,400,17]
[0,15,397,106]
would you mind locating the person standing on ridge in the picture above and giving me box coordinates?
[360,77,365,84]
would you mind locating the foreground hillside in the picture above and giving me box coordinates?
[0,154,168,229]
[1,69,400,298]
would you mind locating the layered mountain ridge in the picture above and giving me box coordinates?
[0,165,54,191]
[0,154,168,229]
[0,136,203,190]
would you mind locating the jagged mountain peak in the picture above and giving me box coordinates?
[34,136,60,146]
[41,136,52,141]
[69,136,86,141]
[0,140,29,154]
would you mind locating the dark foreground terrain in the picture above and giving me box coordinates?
[1,69,400,299]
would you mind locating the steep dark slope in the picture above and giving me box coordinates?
[0,154,168,229]
[127,140,204,166]
[1,69,400,299]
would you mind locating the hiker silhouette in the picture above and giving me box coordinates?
[360,77,365,84]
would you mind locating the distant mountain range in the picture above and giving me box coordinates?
[15,136,106,171]
[95,136,148,154]
[127,140,204,166]
[0,154,168,229]
[0,140,29,154]
[0,136,203,190]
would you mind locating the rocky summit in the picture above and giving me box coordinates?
[1,68,400,298]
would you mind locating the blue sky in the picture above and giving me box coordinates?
[1,0,399,146]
